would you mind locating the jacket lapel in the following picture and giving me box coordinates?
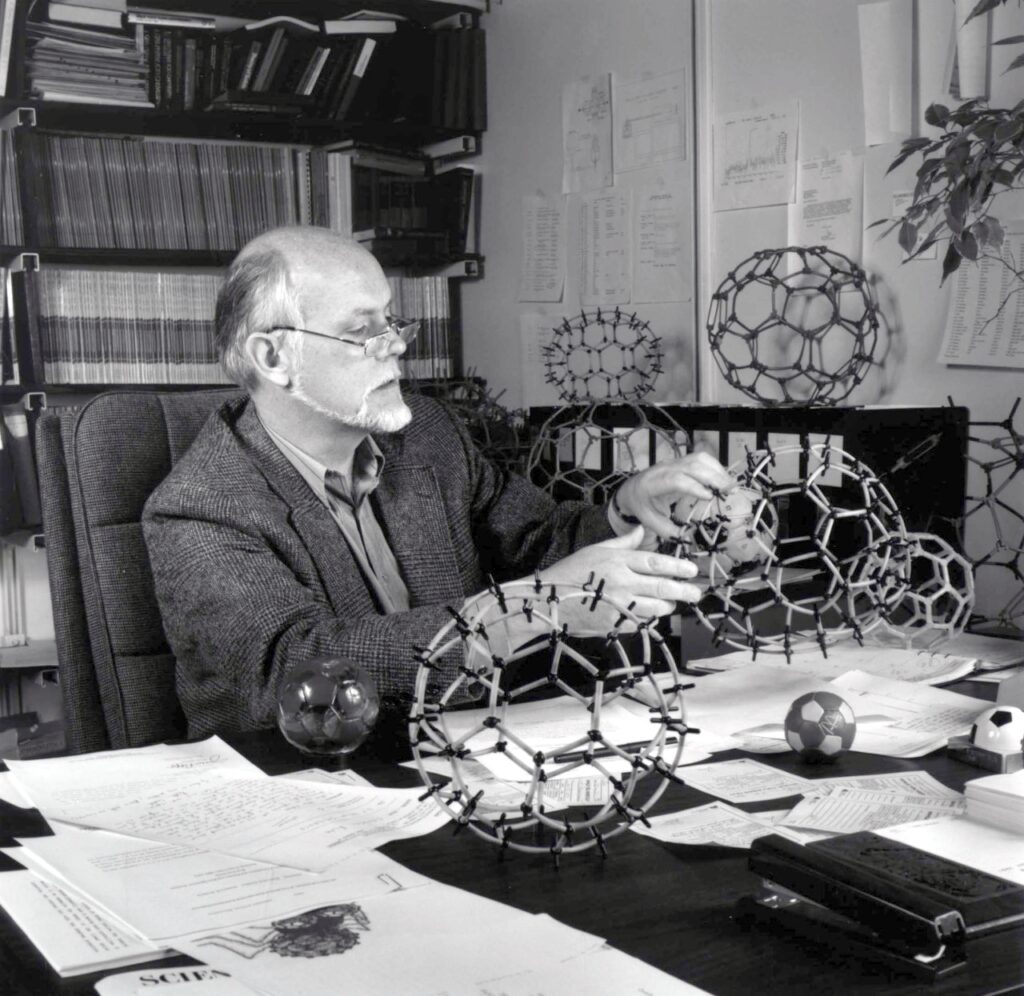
[374,440,464,609]
[229,400,377,616]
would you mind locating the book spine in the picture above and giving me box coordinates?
[10,262,44,384]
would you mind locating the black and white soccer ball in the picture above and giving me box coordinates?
[784,691,857,762]
[970,705,1024,754]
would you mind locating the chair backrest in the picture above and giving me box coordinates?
[37,389,241,753]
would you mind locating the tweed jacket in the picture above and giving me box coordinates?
[142,393,614,738]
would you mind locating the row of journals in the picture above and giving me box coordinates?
[7,130,477,262]
[22,10,485,131]
[6,266,458,385]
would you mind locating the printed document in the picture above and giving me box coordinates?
[780,785,965,834]
[578,189,631,305]
[630,801,808,849]
[858,0,912,145]
[519,194,566,303]
[563,74,613,193]
[938,224,1024,370]
[633,170,691,303]
[713,100,798,211]
[787,152,864,263]
[612,69,687,173]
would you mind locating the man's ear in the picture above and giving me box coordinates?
[245,331,294,388]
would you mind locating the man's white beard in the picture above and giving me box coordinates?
[291,372,412,433]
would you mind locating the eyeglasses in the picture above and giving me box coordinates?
[271,316,420,358]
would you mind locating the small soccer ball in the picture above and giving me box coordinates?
[969,706,1024,754]
[784,691,857,762]
[277,657,380,758]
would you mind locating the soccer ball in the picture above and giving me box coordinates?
[970,706,1024,754]
[277,657,380,757]
[784,691,857,762]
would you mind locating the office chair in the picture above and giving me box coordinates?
[37,388,241,753]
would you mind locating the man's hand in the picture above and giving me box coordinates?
[610,451,736,546]
[487,526,702,644]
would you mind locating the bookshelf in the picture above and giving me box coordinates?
[0,0,486,398]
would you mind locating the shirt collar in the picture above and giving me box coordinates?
[262,420,385,508]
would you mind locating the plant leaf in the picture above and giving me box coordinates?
[965,0,1004,24]
[898,220,918,253]
[993,35,1024,45]
[924,103,950,127]
[1003,52,1024,73]
[940,243,963,285]
[986,218,1005,247]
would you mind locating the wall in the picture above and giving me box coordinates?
[701,0,1024,622]
[461,0,697,406]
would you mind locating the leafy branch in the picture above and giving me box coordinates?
[871,0,1024,284]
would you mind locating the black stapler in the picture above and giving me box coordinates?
[735,832,1024,981]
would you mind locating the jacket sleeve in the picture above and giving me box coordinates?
[143,483,469,739]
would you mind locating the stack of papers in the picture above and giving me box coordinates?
[1,736,713,994]
[965,769,1024,834]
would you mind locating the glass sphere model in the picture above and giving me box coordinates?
[277,657,380,757]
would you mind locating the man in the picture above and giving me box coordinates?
[143,226,734,739]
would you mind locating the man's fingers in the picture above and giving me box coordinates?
[628,550,699,579]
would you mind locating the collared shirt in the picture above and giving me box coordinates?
[263,423,411,614]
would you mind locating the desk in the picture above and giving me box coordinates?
[1,701,1022,996]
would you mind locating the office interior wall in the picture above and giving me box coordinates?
[460,0,697,407]
[701,0,1024,622]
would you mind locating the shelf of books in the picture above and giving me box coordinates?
[0,0,486,401]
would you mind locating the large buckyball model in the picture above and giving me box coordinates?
[664,439,910,658]
[706,246,880,406]
[408,579,690,859]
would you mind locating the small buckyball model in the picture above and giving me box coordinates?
[706,246,880,406]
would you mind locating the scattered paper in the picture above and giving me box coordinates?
[563,75,613,193]
[689,643,979,686]
[0,771,32,808]
[275,767,372,788]
[937,225,1024,370]
[578,188,631,305]
[612,69,687,173]
[713,100,798,211]
[630,801,809,849]
[0,870,169,977]
[678,759,810,803]
[781,785,965,834]
[520,194,566,303]
[787,152,864,262]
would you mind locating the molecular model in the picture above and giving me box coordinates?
[542,307,664,404]
[868,532,975,650]
[525,403,691,504]
[706,246,880,406]
[955,399,1024,633]
[408,579,691,860]
[663,439,911,658]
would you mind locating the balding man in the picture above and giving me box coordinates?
[143,226,734,740]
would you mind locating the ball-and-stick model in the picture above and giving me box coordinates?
[784,691,857,762]
[955,399,1024,633]
[868,532,975,650]
[706,246,880,406]
[408,578,691,859]
[542,307,664,404]
[663,439,910,658]
[526,403,691,505]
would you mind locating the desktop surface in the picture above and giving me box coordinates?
[1,709,1022,996]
